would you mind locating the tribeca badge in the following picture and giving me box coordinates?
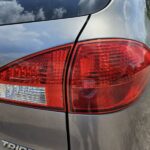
[1,140,33,150]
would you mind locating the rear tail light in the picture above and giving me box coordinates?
[0,39,149,114]
[68,39,150,114]
[0,45,72,111]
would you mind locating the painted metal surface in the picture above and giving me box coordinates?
[0,17,87,67]
[0,0,150,149]
[0,16,87,150]
[69,83,150,150]
[69,0,150,149]
[80,0,150,46]
[0,104,67,150]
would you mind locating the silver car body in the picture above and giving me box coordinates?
[0,17,87,150]
[70,0,150,150]
[0,0,150,149]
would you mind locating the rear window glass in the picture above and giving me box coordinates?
[0,0,110,25]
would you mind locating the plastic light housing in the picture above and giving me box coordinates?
[0,38,150,114]
[0,45,72,110]
[68,39,150,114]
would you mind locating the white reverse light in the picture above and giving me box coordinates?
[0,84,46,104]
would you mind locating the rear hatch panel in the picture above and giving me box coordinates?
[0,16,87,150]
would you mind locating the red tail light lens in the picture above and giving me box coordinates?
[0,39,149,114]
[68,39,150,114]
[0,45,72,110]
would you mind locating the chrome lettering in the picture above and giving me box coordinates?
[1,140,33,150]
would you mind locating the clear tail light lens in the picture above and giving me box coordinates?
[68,39,150,114]
[0,45,72,111]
